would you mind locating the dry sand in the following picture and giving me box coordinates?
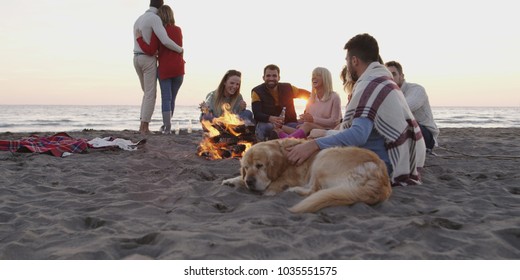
[0,128,519,259]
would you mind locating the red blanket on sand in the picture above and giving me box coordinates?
[0,132,89,157]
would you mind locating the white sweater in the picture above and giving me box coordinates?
[133,7,183,54]
[401,81,440,145]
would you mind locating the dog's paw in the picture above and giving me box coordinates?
[263,190,277,196]
[286,186,310,196]
[221,179,236,186]
[222,177,244,188]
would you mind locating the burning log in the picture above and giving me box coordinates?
[197,142,250,159]
[197,104,256,160]
[198,123,255,160]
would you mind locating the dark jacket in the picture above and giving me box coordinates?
[251,83,299,123]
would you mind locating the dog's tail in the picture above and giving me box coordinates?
[288,181,391,213]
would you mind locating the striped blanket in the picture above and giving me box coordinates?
[344,62,426,185]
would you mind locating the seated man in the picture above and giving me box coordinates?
[385,61,439,151]
[287,33,426,186]
[251,64,311,141]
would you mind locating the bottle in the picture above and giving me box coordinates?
[279,107,286,120]
[175,122,180,135]
[187,119,192,133]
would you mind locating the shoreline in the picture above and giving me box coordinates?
[2,106,520,134]
[1,128,519,259]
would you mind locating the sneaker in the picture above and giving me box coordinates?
[290,129,306,139]
[269,130,279,140]
[278,131,289,139]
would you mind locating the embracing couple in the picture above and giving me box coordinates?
[133,0,185,135]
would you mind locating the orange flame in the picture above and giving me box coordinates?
[212,104,243,136]
[198,137,223,160]
[197,103,253,160]
[201,119,220,138]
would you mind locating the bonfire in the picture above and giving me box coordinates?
[197,104,255,160]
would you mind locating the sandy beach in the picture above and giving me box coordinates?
[0,128,519,260]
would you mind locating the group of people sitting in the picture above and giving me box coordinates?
[199,65,341,141]
[132,1,437,187]
[199,33,439,187]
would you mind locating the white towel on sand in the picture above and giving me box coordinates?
[88,137,142,151]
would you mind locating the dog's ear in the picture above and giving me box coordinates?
[241,166,246,180]
[239,154,247,180]
[266,147,286,181]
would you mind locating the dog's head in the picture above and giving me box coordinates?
[239,138,303,193]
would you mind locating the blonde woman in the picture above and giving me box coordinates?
[340,64,355,104]
[278,67,342,138]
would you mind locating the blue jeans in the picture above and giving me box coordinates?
[419,124,435,150]
[255,121,298,141]
[159,75,184,113]
[239,110,254,125]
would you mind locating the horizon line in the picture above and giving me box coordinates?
[1,104,519,108]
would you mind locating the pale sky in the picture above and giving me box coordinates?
[1,0,519,107]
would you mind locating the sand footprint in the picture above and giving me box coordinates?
[84,217,106,229]
[429,217,463,230]
[504,187,520,195]
[119,232,160,250]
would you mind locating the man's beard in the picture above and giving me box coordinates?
[347,61,359,82]
[266,81,278,89]
[349,70,359,82]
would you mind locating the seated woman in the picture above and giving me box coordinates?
[308,65,355,138]
[277,67,342,138]
[200,70,253,125]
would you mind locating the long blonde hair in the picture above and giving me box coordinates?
[340,65,355,103]
[310,67,334,103]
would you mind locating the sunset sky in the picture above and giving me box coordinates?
[1,0,519,107]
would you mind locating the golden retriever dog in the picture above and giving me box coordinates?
[222,138,392,213]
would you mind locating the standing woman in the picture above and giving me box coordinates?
[200,70,254,124]
[137,5,185,134]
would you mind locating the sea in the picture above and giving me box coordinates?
[1,105,519,133]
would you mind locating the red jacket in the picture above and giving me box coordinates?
[137,24,185,80]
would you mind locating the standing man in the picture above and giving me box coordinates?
[287,34,426,186]
[385,61,439,151]
[133,0,183,134]
[251,64,311,141]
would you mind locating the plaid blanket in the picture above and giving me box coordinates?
[0,132,89,157]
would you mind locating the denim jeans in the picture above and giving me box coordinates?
[419,124,435,150]
[255,121,298,141]
[239,110,254,125]
[159,75,184,113]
